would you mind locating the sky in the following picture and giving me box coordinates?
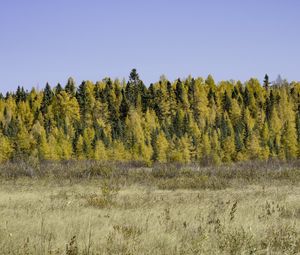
[0,0,299,93]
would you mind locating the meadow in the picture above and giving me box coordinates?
[0,161,300,254]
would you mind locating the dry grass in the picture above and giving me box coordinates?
[0,162,300,254]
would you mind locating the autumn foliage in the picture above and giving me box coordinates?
[0,70,299,164]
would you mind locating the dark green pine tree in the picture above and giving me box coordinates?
[175,78,184,104]
[172,109,184,137]
[222,91,232,113]
[265,90,275,122]
[147,83,155,110]
[207,87,216,107]
[150,128,159,161]
[234,129,244,152]
[41,83,53,115]
[243,87,250,107]
[263,74,270,90]
[76,81,88,117]
[15,86,27,103]
[126,68,139,105]
[219,113,233,142]
[65,77,76,96]
[55,83,63,95]
[182,113,191,135]
[188,78,195,106]
[119,89,130,122]
[125,68,147,111]
[104,78,121,140]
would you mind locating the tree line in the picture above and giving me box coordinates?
[0,70,299,164]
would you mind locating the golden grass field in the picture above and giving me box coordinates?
[0,161,300,254]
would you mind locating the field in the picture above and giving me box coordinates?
[1,161,300,254]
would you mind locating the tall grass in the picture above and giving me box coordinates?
[0,160,300,254]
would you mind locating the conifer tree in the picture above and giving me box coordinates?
[65,77,76,96]
[41,83,53,115]
[263,74,270,90]
[1,71,300,164]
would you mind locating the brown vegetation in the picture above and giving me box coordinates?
[0,161,300,254]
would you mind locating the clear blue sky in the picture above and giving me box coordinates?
[0,0,299,93]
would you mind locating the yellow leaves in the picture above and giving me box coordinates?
[222,136,235,162]
[17,101,34,129]
[83,127,95,158]
[156,132,169,163]
[125,110,144,146]
[169,135,192,163]
[1,74,300,164]
[15,121,34,154]
[201,133,211,159]
[281,121,298,160]
[38,129,52,161]
[0,134,13,162]
[2,96,16,124]
[109,141,130,161]
[54,91,80,122]
[76,135,85,160]
[270,110,282,136]
[94,140,108,161]
[231,99,242,125]
[244,108,255,131]
[193,80,209,129]
[47,134,60,161]
[247,134,261,159]
[278,89,290,122]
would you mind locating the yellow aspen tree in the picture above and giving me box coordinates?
[14,120,33,157]
[280,121,298,160]
[246,132,262,160]
[200,132,211,162]
[211,130,222,165]
[56,130,73,160]
[109,141,129,161]
[156,132,169,163]
[0,133,13,162]
[76,135,85,160]
[83,127,95,158]
[222,136,235,162]
[94,140,108,160]
[17,101,34,130]
[47,133,60,160]
[179,135,192,163]
[2,95,17,127]
[193,78,209,129]
[153,81,170,120]
[230,98,242,126]
[31,122,51,160]
[260,122,270,160]
[125,110,150,161]
[143,109,159,146]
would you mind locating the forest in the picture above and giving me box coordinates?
[0,69,299,164]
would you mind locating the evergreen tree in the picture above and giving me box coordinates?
[55,83,63,95]
[16,86,27,103]
[1,71,300,164]
[41,83,53,115]
[263,74,270,90]
[65,77,76,96]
